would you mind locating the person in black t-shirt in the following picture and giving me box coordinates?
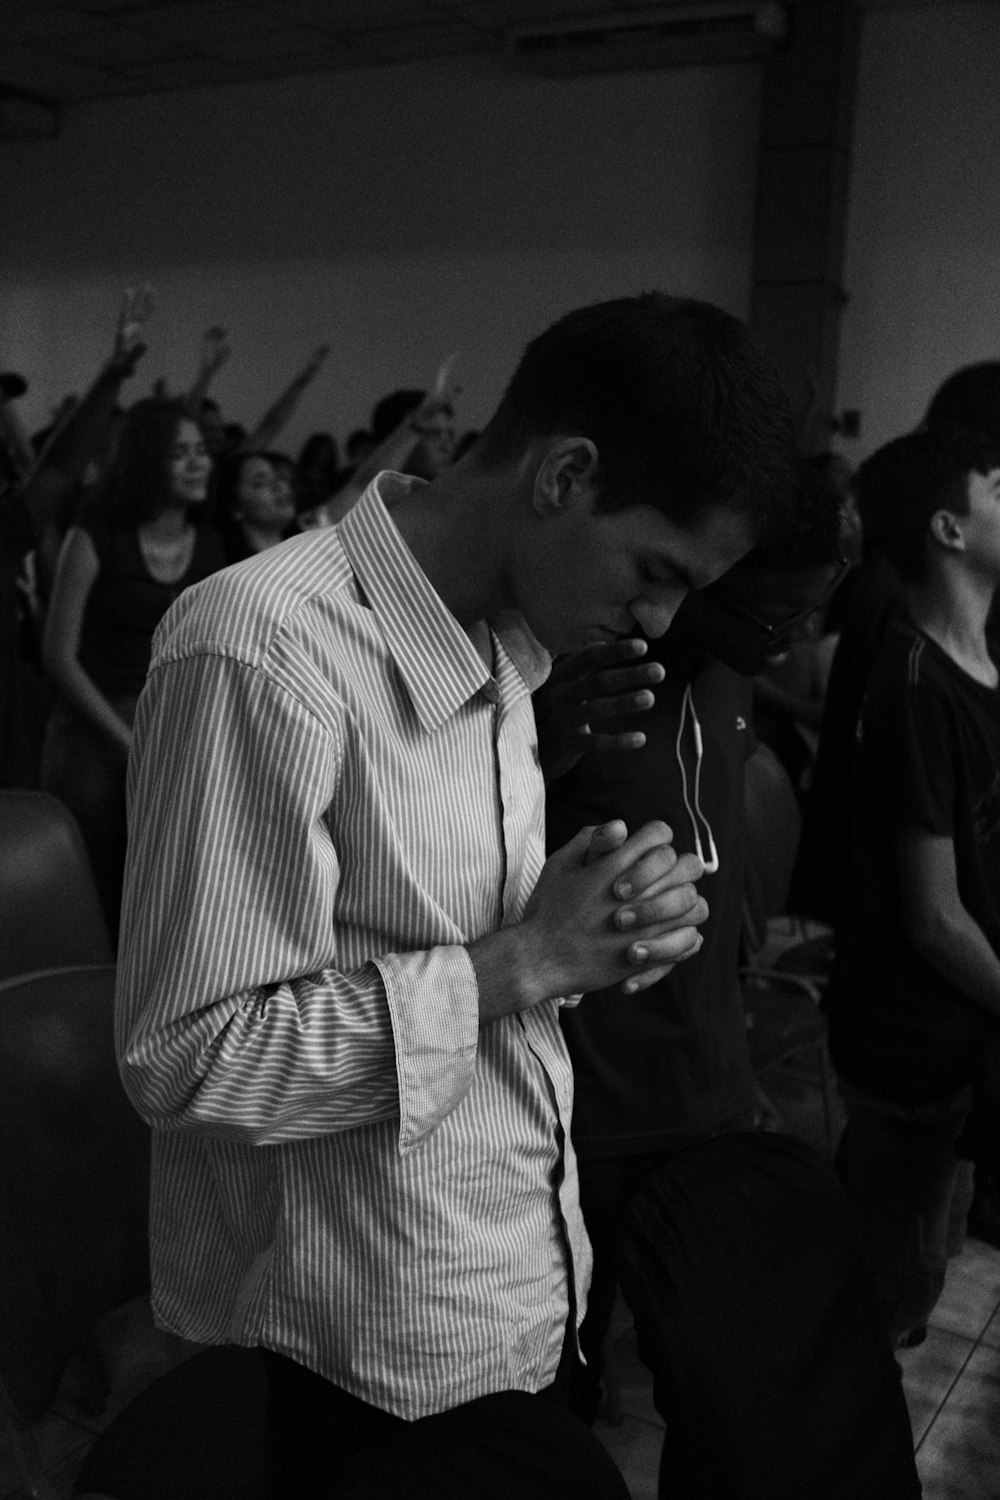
[538,464,845,1425]
[825,426,1000,1347]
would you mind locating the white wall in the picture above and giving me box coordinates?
[0,55,761,454]
[839,1,1000,458]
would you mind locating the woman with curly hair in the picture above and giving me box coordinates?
[41,398,223,941]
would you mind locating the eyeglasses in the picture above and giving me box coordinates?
[674,555,853,677]
[703,555,852,652]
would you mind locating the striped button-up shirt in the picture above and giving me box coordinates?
[116,473,591,1420]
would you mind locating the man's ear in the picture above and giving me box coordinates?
[929,508,966,553]
[532,437,600,517]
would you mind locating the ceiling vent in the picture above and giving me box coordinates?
[505,3,791,75]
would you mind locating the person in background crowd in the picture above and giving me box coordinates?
[748,460,851,801]
[0,369,34,483]
[824,426,1000,1348]
[216,449,298,566]
[41,397,222,941]
[184,325,330,461]
[1,289,153,787]
[297,431,341,516]
[344,426,376,471]
[313,360,461,527]
[265,451,300,519]
[116,292,798,1499]
[370,385,457,481]
[805,451,860,635]
[794,362,1000,1248]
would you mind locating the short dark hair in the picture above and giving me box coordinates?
[740,456,846,573]
[855,425,1000,584]
[924,362,1000,443]
[97,398,206,526]
[475,292,797,544]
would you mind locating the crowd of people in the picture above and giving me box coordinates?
[0,292,464,939]
[2,284,999,1497]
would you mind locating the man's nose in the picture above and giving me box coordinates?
[630,583,688,638]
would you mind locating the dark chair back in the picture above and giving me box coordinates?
[0,791,113,979]
[0,965,148,1421]
[0,963,269,1499]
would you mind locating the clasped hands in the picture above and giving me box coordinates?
[521,818,707,1004]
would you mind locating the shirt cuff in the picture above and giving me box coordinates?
[376,945,479,1153]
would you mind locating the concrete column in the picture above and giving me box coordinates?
[750,0,861,448]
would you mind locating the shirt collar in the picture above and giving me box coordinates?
[338,474,550,730]
[491,609,552,695]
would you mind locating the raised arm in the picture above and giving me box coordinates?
[184,324,232,414]
[0,395,35,482]
[325,355,459,523]
[242,343,330,452]
[17,285,154,541]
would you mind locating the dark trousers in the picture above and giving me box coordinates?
[619,1132,920,1499]
[571,1150,663,1424]
[262,1340,629,1500]
[571,1116,758,1425]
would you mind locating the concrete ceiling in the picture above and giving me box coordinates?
[0,0,718,105]
[0,0,966,109]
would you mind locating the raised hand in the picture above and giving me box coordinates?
[198,325,232,381]
[431,351,460,401]
[535,637,666,783]
[302,344,330,382]
[109,283,155,377]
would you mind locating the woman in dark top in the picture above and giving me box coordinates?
[41,398,223,941]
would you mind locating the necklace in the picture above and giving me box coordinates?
[138,524,196,585]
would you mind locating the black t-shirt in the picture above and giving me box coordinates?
[78,515,224,697]
[544,637,758,1156]
[826,617,1000,1104]
[790,551,904,924]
